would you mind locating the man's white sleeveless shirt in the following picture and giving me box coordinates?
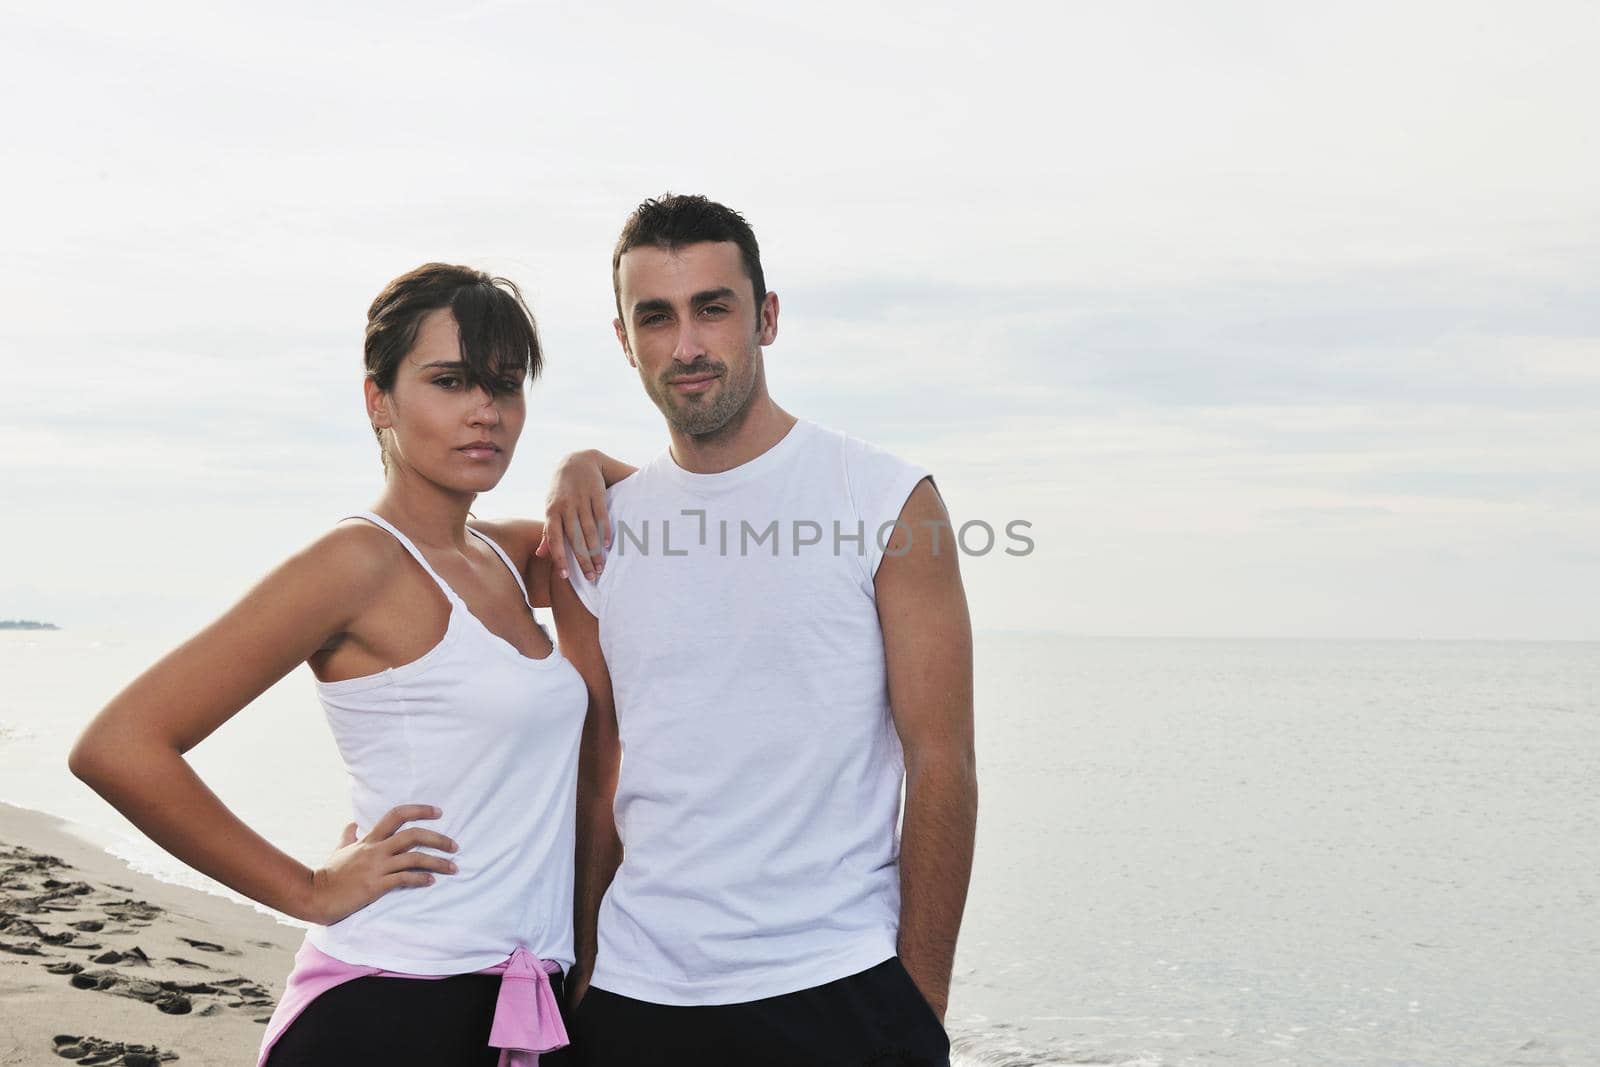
[566,418,932,1005]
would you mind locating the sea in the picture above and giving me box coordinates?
[2,628,1596,1066]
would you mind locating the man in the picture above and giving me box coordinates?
[548,194,976,1066]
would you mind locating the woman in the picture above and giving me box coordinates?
[69,263,629,1066]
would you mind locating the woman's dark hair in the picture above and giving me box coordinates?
[364,263,541,471]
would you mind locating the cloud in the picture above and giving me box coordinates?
[785,264,1600,408]
[4,2,1598,638]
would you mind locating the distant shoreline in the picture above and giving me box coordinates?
[0,620,59,631]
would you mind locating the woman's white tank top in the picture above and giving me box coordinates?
[304,512,588,974]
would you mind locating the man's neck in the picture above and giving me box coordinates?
[668,396,797,475]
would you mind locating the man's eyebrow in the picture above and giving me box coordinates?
[631,288,740,317]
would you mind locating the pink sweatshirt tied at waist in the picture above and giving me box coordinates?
[258,939,569,1066]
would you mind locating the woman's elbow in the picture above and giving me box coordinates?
[67,732,103,785]
[67,723,124,790]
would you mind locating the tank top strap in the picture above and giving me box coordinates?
[341,512,459,602]
[466,525,535,612]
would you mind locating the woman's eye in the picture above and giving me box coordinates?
[434,376,459,389]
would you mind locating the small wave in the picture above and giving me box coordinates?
[952,1032,1166,1067]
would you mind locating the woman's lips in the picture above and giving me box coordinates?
[457,445,501,460]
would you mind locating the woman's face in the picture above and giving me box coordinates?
[367,307,526,493]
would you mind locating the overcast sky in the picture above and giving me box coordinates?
[3,1,1597,640]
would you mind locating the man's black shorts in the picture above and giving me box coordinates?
[570,956,951,1067]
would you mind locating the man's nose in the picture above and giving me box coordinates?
[673,318,708,363]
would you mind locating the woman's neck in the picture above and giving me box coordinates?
[371,470,477,551]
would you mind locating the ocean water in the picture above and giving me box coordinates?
[2,629,1596,1066]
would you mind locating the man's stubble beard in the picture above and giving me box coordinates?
[651,342,762,441]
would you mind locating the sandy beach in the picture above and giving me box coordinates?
[0,802,293,1066]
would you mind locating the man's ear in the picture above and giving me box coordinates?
[757,291,779,347]
[363,377,392,429]
[614,318,636,368]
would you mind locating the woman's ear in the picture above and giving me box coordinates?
[363,377,391,430]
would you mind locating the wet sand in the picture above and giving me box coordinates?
[0,802,294,1065]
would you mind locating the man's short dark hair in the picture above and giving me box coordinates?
[612,194,766,320]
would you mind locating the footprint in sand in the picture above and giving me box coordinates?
[44,929,98,947]
[0,914,91,947]
[102,902,160,926]
[210,976,276,1006]
[68,968,194,1015]
[52,1033,177,1065]
[0,914,50,954]
[162,957,211,970]
[1,914,46,937]
[66,966,275,1016]
[0,939,47,955]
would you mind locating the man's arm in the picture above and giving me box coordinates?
[876,478,978,1022]
[550,571,623,1008]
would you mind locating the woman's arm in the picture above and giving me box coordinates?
[536,449,638,582]
[68,525,458,925]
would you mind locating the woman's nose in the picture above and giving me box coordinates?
[467,386,500,424]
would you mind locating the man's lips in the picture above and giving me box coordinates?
[669,373,720,394]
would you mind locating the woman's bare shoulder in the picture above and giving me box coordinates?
[467,518,551,606]
[467,517,544,564]
[284,521,409,600]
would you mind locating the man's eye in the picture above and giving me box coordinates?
[641,313,667,326]
[701,305,728,317]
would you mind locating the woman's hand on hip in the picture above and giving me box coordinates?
[308,804,457,925]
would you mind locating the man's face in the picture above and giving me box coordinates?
[613,240,778,438]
